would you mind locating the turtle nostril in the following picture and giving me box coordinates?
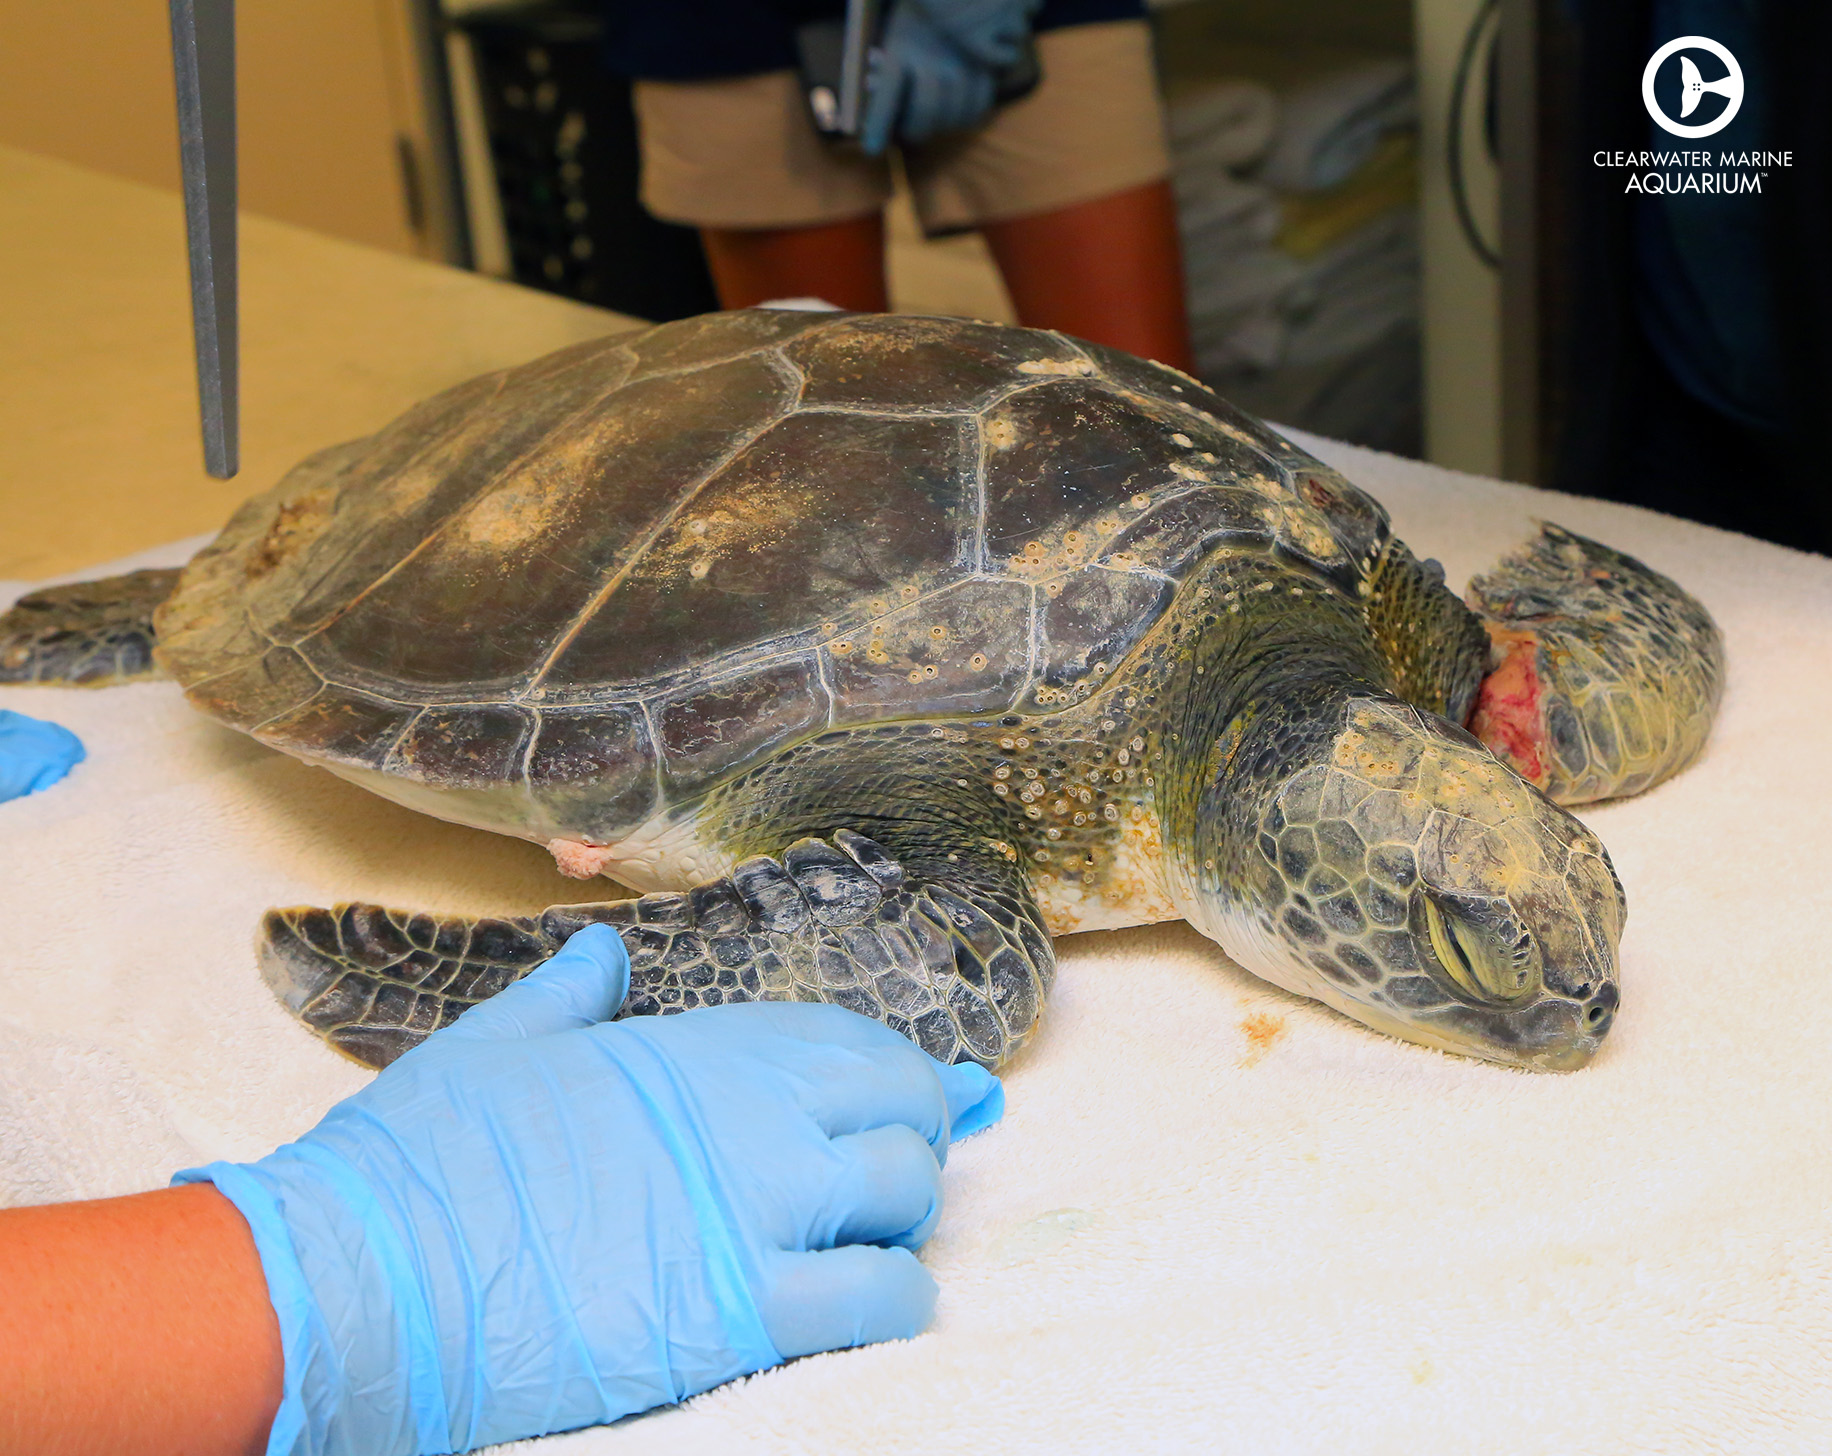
[1583,985,1618,1033]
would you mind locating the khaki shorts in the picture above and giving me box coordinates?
[634,19,1170,236]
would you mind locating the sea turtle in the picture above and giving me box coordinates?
[0,310,1723,1073]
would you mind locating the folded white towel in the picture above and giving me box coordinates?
[4,441,1830,1452]
[1183,211,1416,377]
[1166,76,1279,171]
[1258,56,1416,194]
[1173,168,1281,245]
[1172,57,1420,381]
[1278,208,1420,368]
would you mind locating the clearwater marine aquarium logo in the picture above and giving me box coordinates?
[1596,34,1782,192]
[1642,36,1743,138]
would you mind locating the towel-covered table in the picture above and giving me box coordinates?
[8,437,1831,1452]
[4,142,1830,1456]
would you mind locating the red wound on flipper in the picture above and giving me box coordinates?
[1468,624,1549,789]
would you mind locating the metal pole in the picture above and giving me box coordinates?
[169,0,238,479]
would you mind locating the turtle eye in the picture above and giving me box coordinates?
[1422,895,1538,1003]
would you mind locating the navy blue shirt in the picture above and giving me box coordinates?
[1634,0,1782,432]
[600,0,1146,80]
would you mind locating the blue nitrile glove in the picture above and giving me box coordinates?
[177,925,1002,1456]
[860,2,998,156]
[906,0,1041,67]
[0,708,85,801]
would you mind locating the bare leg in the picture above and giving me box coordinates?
[980,180,1195,372]
[699,213,890,311]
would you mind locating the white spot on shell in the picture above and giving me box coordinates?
[689,559,710,580]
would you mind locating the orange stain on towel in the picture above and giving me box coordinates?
[1238,1011,1287,1067]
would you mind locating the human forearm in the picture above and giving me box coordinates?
[0,930,999,1456]
[0,1184,281,1456]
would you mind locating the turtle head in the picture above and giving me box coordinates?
[1194,696,1625,1071]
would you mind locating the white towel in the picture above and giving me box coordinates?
[4,439,1830,1452]
[1278,208,1420,369]
[1258,56,1417,195]
[1166,77,1279,172]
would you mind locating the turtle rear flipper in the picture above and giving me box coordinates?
[1466,524,1725,805]
[0,568,181,685]
[260,830,1053,1071]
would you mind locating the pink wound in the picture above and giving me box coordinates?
[1469,626,1548,787]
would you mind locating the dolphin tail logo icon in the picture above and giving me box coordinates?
[1679,54,1739,117]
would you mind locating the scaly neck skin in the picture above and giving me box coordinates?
[1152,551,1395,941]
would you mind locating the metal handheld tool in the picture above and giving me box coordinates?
[169,0,238,478]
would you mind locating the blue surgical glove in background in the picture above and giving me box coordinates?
[860,2,997,155]
[907,0,1041,68]
[0,708,85,802]
[179,925,1002,1455]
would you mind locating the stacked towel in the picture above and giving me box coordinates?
[1165,76,1278,176]
[1258,56,1415,194]
[1171,53,1422,448]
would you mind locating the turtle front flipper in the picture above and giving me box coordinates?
[261,829,1053,1071]
[0,568,181,685]
[1466,524,1725,805]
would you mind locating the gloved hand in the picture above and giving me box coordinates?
[859,1,998,155]
[906,0,1041,67]
[178,925,1002,1455]
[0,708,85,802]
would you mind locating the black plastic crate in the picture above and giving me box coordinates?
[455,3,718,320]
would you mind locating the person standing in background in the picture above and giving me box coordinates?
[603,0,1195,371]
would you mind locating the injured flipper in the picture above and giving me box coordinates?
[0,568,181,685]
[260,829,1054,1071]
[1467,524,1725,804]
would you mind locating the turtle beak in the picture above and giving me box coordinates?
[1418,990,1614,1071]
[1340,982,1615,1072]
